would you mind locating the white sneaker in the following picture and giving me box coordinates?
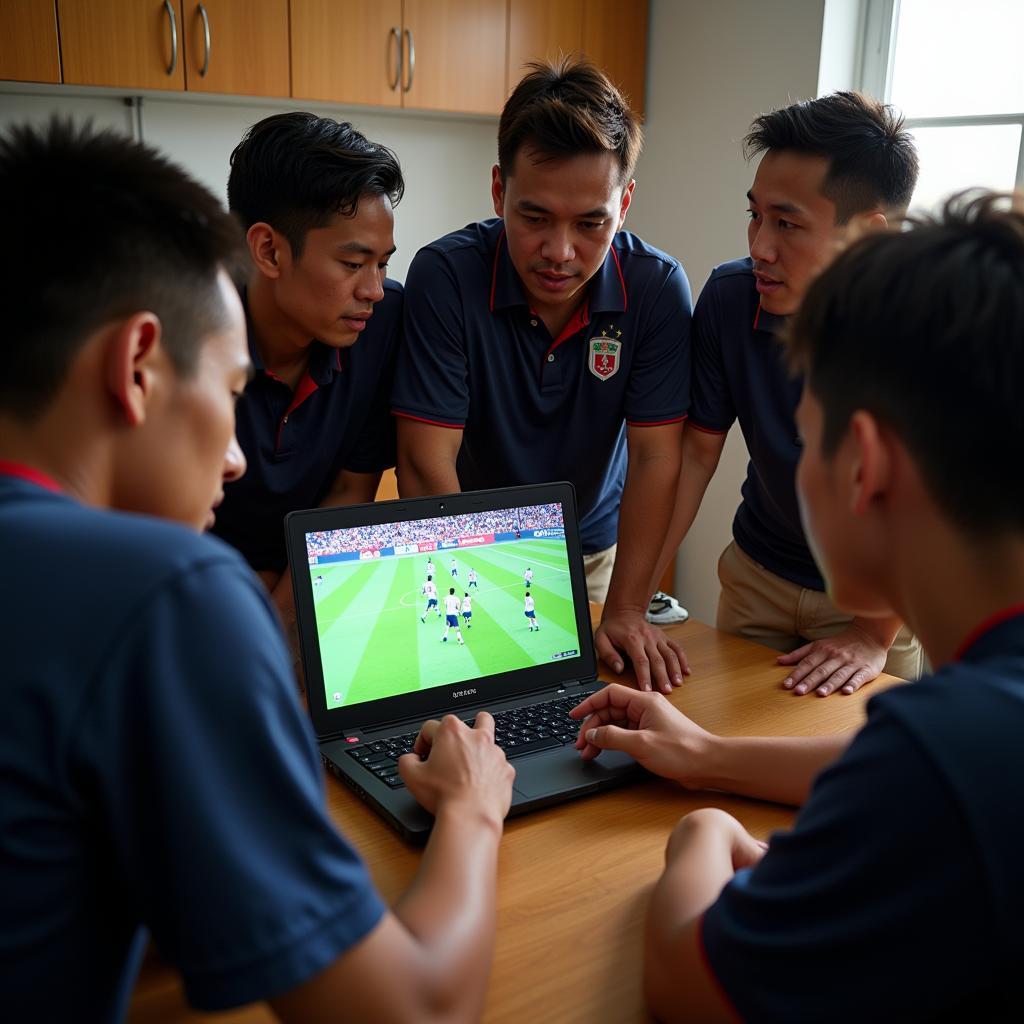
[646,590,689,625]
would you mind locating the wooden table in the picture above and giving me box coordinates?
[130,619,903,1023]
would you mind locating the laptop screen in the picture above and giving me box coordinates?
[302,501,584,711]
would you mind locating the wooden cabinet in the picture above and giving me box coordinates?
[291,0,403,109]
[507,0,648,115]
[181,1,289,97]
[0,0,62,84]
[582,0,648,114]
[401,0,506,115]
[292,0,506,116]
[59,0,185,91]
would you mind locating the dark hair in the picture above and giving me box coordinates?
[744,91,919,222]
[498,56,642,184]
[0,118,246,422]
[228,112,404,258]
[787,190,1024,536]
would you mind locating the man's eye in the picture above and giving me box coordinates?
[580,220,605,230]
[342,261,363,270]
[746,209,759,222]
[522,214,543,224]
[779,219,798,230]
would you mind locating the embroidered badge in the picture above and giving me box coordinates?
[588,325,622,381]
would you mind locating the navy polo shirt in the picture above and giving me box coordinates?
[392,219,691,553]
[0,470,385,1020]
[212,279,403,573]
[702,608,1024,1022]
[689,257,822,589]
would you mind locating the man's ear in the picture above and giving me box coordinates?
[848,410,892,516]
[491,164,505,219]
[247,221,287,279]
[105,312,163,428]
[617,179,636,229]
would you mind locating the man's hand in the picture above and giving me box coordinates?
[595,609,690,693]
[570,683,711,783]
[399,712,515,825]
[778,621,892,697]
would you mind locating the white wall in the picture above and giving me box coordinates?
[628,0,826,623]
[0,88,498,282]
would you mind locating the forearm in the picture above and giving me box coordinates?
[320,471,381,509]
[686,731,853,806]
[650,430,723,592]
[850,613,903,650]
[392,802,503,1018]
[397,448,460,498]
[605,447,682,615]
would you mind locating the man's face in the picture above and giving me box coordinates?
[116,272,250,530]
[492,148,633,322]
[746,151,843,315]
[273,193,396,348]
[795,390,891,617]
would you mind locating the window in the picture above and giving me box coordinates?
[862,0,1024,211]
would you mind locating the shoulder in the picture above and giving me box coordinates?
[414,219,501,265]
[703,257,756,294]
[613,231,686,281]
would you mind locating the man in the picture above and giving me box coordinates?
[442,589,466,645]
[524,592,539,632]
[468,567,479,588]
[421,573,440,621]
[0,120,513,1022]
[450,556,459,578]
[574,193,1024,1019]
[524,566,533,589]
[462,592,473,628]
[212,112,403,648]
[394,58,692,693]
[654,93,923,697]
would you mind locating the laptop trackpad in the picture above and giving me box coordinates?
[512,746,636,798]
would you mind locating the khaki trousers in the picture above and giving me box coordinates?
[582,544,617,605]
[716,540,924,680]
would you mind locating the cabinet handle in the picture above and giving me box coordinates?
[402,28,415,92]
[163,0,178,76]
[388,26,401,91]
[198,3,211,78]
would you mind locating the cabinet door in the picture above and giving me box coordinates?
[59,0,185,90]
[182,1,289,96]
[0,0,61,83]
[507,0,583,95]
[582,0,648,115]
[291,0,402,107]
[401,0,506,116]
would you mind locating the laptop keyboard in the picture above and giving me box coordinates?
[345,693,590,789]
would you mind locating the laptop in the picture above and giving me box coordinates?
[286,482,639,842]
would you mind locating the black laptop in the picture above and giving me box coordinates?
[286,482,639,842]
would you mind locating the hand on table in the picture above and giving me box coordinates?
[595,609,690,694]
[570,683,713,784]
[778,623,890,697]
[400,711,515,824]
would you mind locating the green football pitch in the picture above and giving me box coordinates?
[310,538,582,708]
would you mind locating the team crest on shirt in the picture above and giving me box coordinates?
[588,326,622,380]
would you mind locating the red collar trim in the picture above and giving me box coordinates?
[753,304,761,330]
[489,228,507,313]
[609,245,628,311]
[952,603,1024,661]
[0,460,62,493]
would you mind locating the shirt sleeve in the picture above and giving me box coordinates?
[392,246,470,428]
[701,707,995,1024]
[623,263,692,426]
[72,558,386,1010]
[688,277,736,434]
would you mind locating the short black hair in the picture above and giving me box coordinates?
[787,190,1024,536]
[744,91,919,222]
[0,118,246,422]
[499,57,642,185]
[228,112,404,258]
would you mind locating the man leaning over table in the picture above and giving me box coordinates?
[393,57,693,695]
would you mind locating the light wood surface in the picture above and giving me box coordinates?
[290,0,403,108]
[129,617,902,1022]
[401,0,508,115]
[507,0,583,94]
[59,0,186,91]
[182,0,289,98]
[0,0,61,84]
[582,0,648,115]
